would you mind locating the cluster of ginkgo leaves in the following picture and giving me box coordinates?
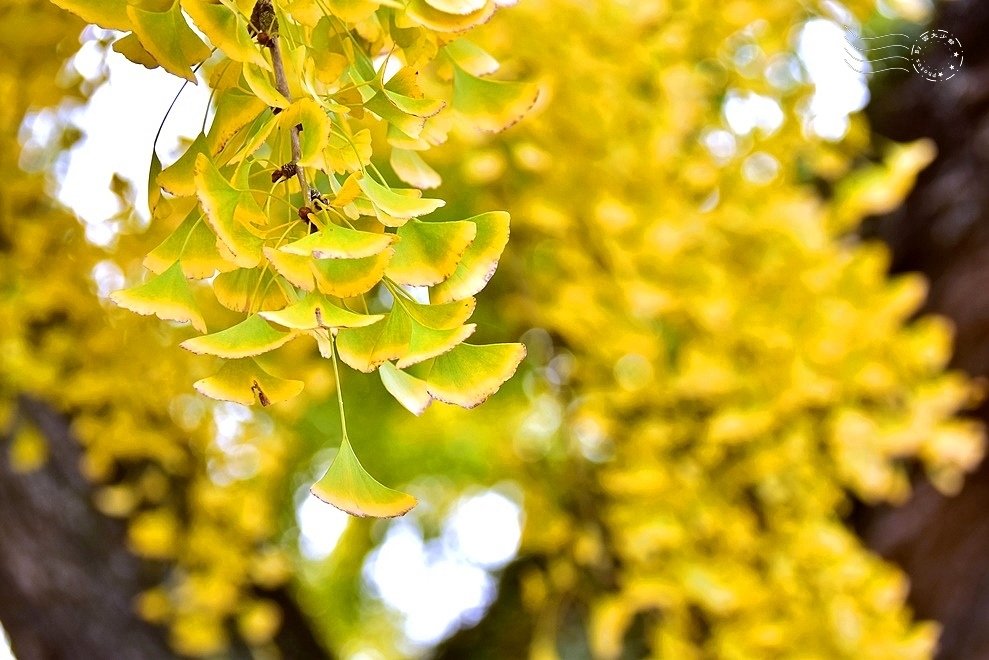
[49,0,536,517]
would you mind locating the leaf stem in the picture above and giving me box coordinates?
[329,333,350,441]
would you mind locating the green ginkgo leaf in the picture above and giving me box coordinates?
[213,268,288,312]
[127,0,211,83]
[113,33,159,70]
[398,322,476,369]
[180,314,297,358]
[264,247,315,291]
[181,0,267,67]
[400,295,476,329]
[310,249,394,298]
[431,211,510,302]
[379,361,433,415]
[310,437,417,518]
[51,0,131,30]
[194,153,265,268]
[259,292,383,330]
[386,219,477,286]
[383,89,446,119]
[443,38,500,76]
[452,61,540,132]
[336,305,413,373]
[281,224,395,260]
[207,89,269,156]
[193,358,304,406]
[405,0,495,33]
[158,133,210,196]
[358,176,445,220]
[110,261,207,333]
[244,61,290,109]
[147,148,163,214]
[390,148,442,189]
[144,210,238,279]
[422,342,526,408]
[364,93,427,140]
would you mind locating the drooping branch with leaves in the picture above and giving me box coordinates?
[49,0,537,517]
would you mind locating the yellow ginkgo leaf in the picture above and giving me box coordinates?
[310,249,394,298]
[310,437,417,518]
[379,361,433,415]
[421,342,526,408]
[431,211,510,302]
[180,315,297,358]
[193,154,266,268]
[193,358,304,406]
[127,0,212,83]
[259,292,383,330]
[110,261,207,333]
[51,0,131,30]
[386,219,477,286]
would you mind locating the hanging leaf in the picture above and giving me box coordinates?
[193,358,304,406]
[180,314,297,358]
[431,211,510,302]
[244,61,291,109]
[424,0,487,15]
[50,0,131,30]
[452,61,540,132]
[364,93,427,140]
[443,38,500,76]
[158,133,210,196]
[259,291,383,330]
[127,0,212,83]
[405,0,495,33]
[390,148,442,189]
[401,296,476,329]
[310,438,417,518]
[336,306,413,372]
[281,223,395,259]
[398,322,476,369]
[358,175,445,219]
[310,249,394,298]
[144,209,238,279]
[213,268,289,312]
[194,154,266,268]
[113,33,159,70]
[379,361,433,415]
[207,89,269,155]
[181,0,268,67]
[280,99,331,168]
[386,219,477,286]
[264,247,316,291]
[421,342,526,408]
[147,149,163,214]
[110,261,207,333]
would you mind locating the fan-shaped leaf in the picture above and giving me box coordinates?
[390,148,442,189]
[379,362,433,415]
[113,33,159,69]
[194,153,265,268]
[259,292,383,330]
[431,211,510,302]
[386,219,476,286]
[443,38,499,76]
[422,342,526,408]
[51,0,131,30]
[424,0,487,14]
[311,438,417,518]
[144,210,238,279]
[194,358,304,406]
[405,0,495,33]
[207,89,268,155]
[182,0,267,67]
[110,261,207,333]
[180,314,297,358]
[158,133,209,196]
[336,306,413,372]
[281,223,395,259]
[358,176,445,220]
[213,268,288,312]
[264,247,315,290]
[281,98,331,168]
[310,248,393,298]
[452,61,540,132]
[127,0,211,83]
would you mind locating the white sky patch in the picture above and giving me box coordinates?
[723,91,784,136]
[58,43,210,232]
[797,19,870,140]
[363,488,523,647]
[297,493,350,560]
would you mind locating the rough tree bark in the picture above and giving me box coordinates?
[859,1,989,657]
[0,396,331,660]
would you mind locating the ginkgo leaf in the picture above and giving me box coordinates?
[207,89,268,155]
[193,358,304,406]
[194,153,265,268]
[379,362,433,415]
[324,128,372,174]
[229,112,278,164]
[386,219,477,286]
[443,38,500,76]
[264,247,315,290]
[390,148,442,189]
[158,133,210,196]
[422,342,526,408]
[358,175,445,219]
[336,307,412,372]
[310,249,394,298]
[113,33,159,69]
[383,89,446,119]
[397,322,476,369]
[144,210,238,278]
[325,0,379,22]
[281,224,395,259]
[364,93,427,140]
[127,0,212,83]
[213,268,288,312]
[310,437,417,518]
[110,261,207,333]
[181,0,267,67]
[280,98,331,167]
[259,292,383,330]
[244,61,290,108]
[147,149,163,213]
[431,211,510,302]
[452,61,540,132]
[51,0,131,30]
[400,296,476,329]
[180,314,297,358]
[424,0,487,14]
[331,172,363,207]
[405,0,495,32]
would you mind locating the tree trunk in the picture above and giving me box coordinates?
[859,1,989,658]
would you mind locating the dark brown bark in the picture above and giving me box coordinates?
[0,396,332,660]
[858,1,989,658]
